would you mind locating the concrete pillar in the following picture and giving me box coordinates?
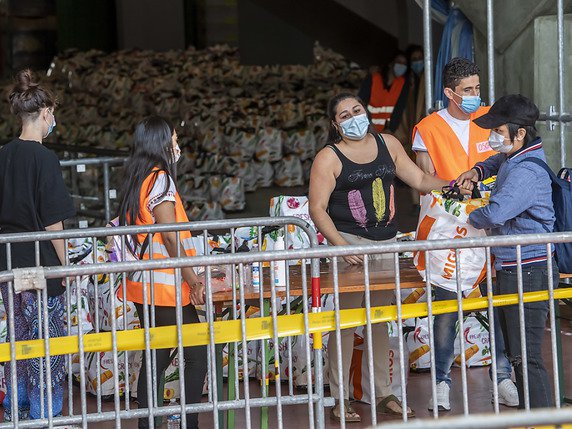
[534,15,572,169]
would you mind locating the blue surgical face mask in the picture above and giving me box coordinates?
[452,91,481,114]
[411,60,424,75]
[338,113,370,140]
[45,112,56,137]
[393,63,407,77]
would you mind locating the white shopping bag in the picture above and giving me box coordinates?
[349,323,408,403]
[413,192,489,293]
[267,195,327,265]
[453,314,492,367]
[406,318,431,371]
[84,350,141,397]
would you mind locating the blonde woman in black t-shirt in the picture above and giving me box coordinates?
[309,93,448,422]
[0,70,75,422]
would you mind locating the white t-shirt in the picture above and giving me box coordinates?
[412,108,471,154]
[147,173,177,222]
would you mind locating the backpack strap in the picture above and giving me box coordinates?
[519,157,561,186]
[520,157,561,233]
[138,235,150,259]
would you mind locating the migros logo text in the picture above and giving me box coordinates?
[442,226,467,279]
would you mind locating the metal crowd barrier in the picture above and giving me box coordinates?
[59,157,127,225]
[0,223,571,428]
[0,217,323,429]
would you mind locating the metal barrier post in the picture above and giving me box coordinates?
[310,251,324,429]
[363,255,376,425]
[5,244,18,429]
[300,260,316,429]
[103,162,111,224]
[546,246,561,408]
[485,247,500,413]
[557,0,567,167]
[486,0,495,104]
[426,250,439,419]
[423,0,434,114]
[455,249,469,415]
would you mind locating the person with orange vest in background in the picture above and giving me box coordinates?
[413,57,519,412]
[358,51,408,132]
[117,116,207,429]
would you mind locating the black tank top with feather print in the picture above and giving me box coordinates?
[327,133,397,241]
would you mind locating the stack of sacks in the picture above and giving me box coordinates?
[0,43,365,220]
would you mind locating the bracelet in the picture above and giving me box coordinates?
[449,179,456,187]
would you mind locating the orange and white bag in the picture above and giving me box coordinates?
[414,191,489,294]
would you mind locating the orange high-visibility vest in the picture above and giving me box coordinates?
[119,169,196,307]
[412,106,495,181]
[367,72,406,132]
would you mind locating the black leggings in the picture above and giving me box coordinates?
[135,303,207,429]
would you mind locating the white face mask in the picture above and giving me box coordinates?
[488,131,514,154]
[172,144,181,163]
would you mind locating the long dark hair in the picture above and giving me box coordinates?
[326,92,376,144]
[118,116,176,240]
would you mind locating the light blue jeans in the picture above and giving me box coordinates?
[434,286,512,387]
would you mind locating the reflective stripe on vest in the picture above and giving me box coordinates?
[118,169,195,307]
[371,118,387,126]
[412,106,496,181]
[368,73,405,132]
[145,236,195,261]
[368,106,394,114]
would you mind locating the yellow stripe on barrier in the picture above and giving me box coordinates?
[0,287,570,362]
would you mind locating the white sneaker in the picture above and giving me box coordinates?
[496,379,519,407]
[427,381,451,411]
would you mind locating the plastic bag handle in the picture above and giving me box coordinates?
[441,184,464,201]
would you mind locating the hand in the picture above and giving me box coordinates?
[459,186,472,196]
[190,282,205,305]
[456,169,478,190]
[342,254,364,265]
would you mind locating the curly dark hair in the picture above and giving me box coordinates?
[443,57,480,90]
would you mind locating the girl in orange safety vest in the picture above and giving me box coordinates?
[117,116,206,429]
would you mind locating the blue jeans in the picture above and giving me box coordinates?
[496,262,558,408]
[434,286,512,386]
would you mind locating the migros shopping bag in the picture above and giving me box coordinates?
[413,188,490,294]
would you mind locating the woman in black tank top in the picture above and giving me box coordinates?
[327,133,397,241]
[308,93,449,422]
